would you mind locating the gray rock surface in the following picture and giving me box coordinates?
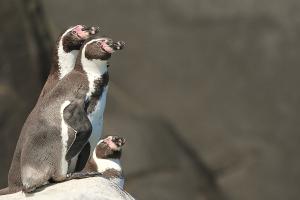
[0,177,135,200]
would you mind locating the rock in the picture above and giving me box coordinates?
[0,177,135,200]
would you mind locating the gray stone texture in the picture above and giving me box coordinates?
[0,177,135,200]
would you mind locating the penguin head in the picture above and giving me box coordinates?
[83,37,125,61]
[61,25,100,53]
[95,136,126,159]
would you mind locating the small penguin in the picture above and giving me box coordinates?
[1,37,124,194]
[0,25,99,196]
[83,136,126,189]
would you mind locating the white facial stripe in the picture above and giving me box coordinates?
[57,26,79,79]
[107,136,113,140]
[60,100,71,176]
[98,139,104,145]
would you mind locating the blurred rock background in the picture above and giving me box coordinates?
[1,0,300,200]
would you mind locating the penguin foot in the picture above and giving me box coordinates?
[22,184,37,193]
[66,171,102,180]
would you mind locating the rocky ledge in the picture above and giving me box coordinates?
[0,177,135,200]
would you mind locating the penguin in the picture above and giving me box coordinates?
[1,36,124,194]
[39,24,100,98]
[83,136,126,189]
[68,38,126,173]
[38,25,100,175]
[0,25,99,196]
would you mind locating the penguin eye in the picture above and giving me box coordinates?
[71,30,77,34]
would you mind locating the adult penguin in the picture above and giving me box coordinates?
[40,24,99,98]
[2,36,124,194]
[0,25,99,195]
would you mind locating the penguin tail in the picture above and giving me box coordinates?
[0,187,10,195]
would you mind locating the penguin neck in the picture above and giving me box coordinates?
[80,51,108,97]
[81,57,108,79]
[93,150,122,173]
[57,39,79,80]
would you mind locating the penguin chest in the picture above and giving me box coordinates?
[88,86,108,153]
[60,100,72,175]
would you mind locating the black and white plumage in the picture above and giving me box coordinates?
[83,136,126,189]
[0,25,99,196]
[2,36,124,194]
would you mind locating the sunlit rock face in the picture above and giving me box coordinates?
[0,177,135,200]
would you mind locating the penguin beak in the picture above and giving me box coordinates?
[111,41,125,51]
[98,38,125,54]
[112,136,126,147]
[82,26,100,35]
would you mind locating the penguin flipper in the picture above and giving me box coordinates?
[63,102,92,161]
[75,142,91,172]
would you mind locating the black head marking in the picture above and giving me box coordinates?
[62,25,100,53]
[85,40,111,60]
[95,143,122,159]
[95,136,126,159]
[84,37,125,61]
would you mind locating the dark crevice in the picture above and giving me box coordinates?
[20,0,53,82]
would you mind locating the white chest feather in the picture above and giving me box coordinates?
[57,30,79,79]
[81,42,108,152]
[93,151,122,173]
[88,86,108,151]
[60,100,71,175]
[84,59,108,97]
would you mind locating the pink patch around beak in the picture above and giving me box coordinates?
[100,43,114,54]
[73,25,89,39]
[103,137,119,150]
